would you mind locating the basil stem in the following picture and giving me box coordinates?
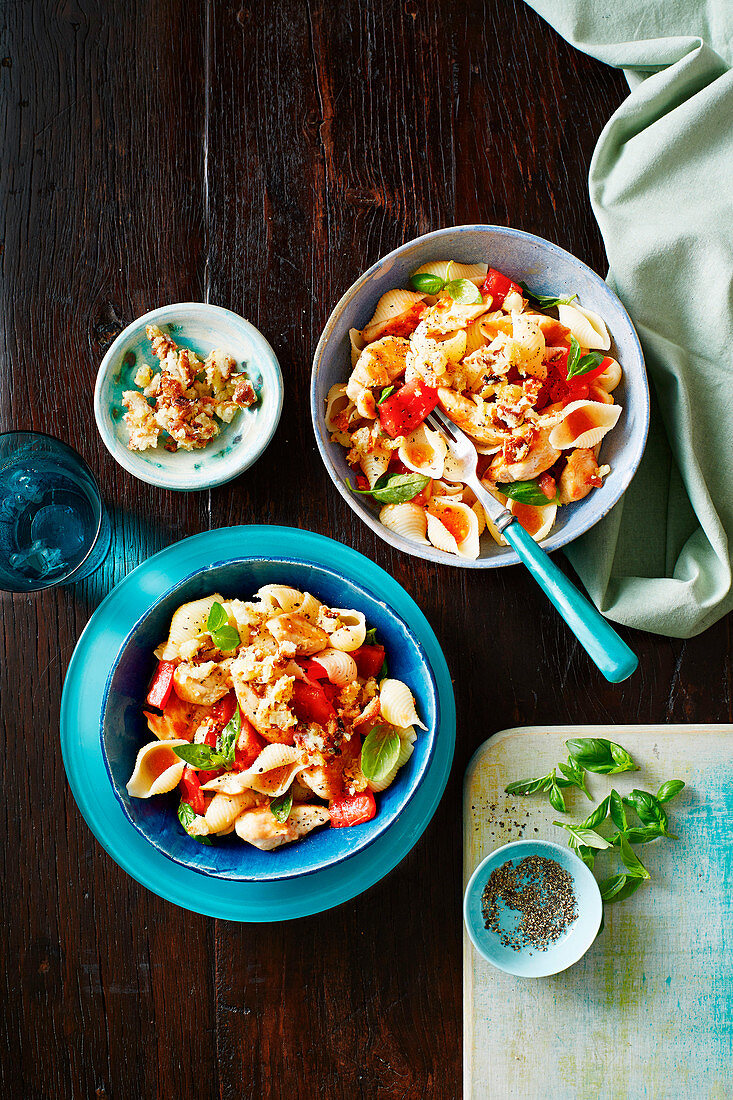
[558,758,592,800]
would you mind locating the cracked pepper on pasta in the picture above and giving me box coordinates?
[326,260,623,558]
[126,585,425,850]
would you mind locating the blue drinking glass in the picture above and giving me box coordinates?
[0,431,111,592]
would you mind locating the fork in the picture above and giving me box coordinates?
[426,406,638,683]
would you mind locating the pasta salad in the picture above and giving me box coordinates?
[326,260,623,558]
[126,585,425,851]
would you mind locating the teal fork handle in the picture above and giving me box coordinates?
[503,520,638,683]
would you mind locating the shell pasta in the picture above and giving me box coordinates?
[127,587,424,851]
[329,260,623,557]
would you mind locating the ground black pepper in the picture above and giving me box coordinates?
[481,855,578,952]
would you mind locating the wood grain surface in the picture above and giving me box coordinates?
[0,2,727,1098]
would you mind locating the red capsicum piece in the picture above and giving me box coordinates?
[292,680,337,726]
[351,644,386,680]
[377,378,439,438]
[212,691,237,728]
[179,766,205,816]
[481,267,523,307]
[329,789,377,828]
[232,717,267,772]
[146,660,176,710]
[295,658,329,681]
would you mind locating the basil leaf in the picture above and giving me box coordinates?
[177,800,212,844]
[564,336,581,379]
[566,737,637,775]
[558,758,591,800]
[549,779,566,814]
[499,479,558,507]
[581,795,611,830]
[623,789,669,831]
[365,627,378,645]
[347,472,431,505]
[598,873,644,904]
[609,789,628,831]
[569,841,596,871]
[656,779,685,804]
[377,655,388,682]
[216,706,241,767]
[207,601,228,632]
[609,825,666,845]
[445,277,482,305]
[618,835,650,879]
[410,273,445,294]
[173,743,226,769]
[377,385,395,405]
[608,742,638,773]
[211,623,240,652]
[566,350,606,381]
[270,789,293,823]
[519,283,578,310]
[361,725,400,782]
[505,775,549,796]
[553,822,612,850]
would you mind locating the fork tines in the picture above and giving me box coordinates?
[426,406,458,440]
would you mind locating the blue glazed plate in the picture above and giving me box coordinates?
[100,556,439,881]
[311,225,650,568]
[463,839,603,977]
[94,303,283,491]
[60,527,456,921]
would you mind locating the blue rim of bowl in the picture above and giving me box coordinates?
[59,526,456,920]
[310,224,650,568]
[94,302,284,491]
[463,838,603,976]
[99,554,441,881]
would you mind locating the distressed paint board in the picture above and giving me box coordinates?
[463,725,733,1100]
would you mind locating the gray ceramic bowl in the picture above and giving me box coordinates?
[311,225,649,568]
[95,303,283,491]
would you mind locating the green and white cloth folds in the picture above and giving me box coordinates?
[526,0,733,638]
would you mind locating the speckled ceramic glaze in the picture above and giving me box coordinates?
[94,303,283,490]
[100,553,439,882]
[463,839,603,977]
[311,225,650,568]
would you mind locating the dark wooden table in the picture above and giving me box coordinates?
[2,2,730,1097]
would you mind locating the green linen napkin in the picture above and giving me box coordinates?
[526,0,733,638]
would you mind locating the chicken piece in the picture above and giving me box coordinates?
[173,660,230,706]
[146,323,178,360]
[346,337,410,402]
[233,805,330,850]
[144,693,210,741]
[490,426,561,483]
[557,448,603,504]
[266,613,330,656]
[121,390,160,451]
[438,388,504,447]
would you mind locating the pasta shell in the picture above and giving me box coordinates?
[502,289,524,312]
[438,329,467,363]
[479,312,513,340]
[325,384,353,431]
[431,477,464,497]
[411,260,453,282]
[240,743,307,797]
[509,499,558,542]
[379,679,427,730]
[447,260,488,285]
[328,610,366,652]
[256,584,305,614]
[205,791,257,834]
[510,313,546,377]
[595,356,622,392]
[557,303,611,351]
[311,648,358,686]
[298,592,323,623]
[160,593,225,660]
[464,319,489,356]
[362,290,427,342]
[126,739,188,798]
[201,772,262,795]
[398,424,446,479]
[379,502,429,546]
[360,450,391,488]
[349,327,366,368]
[548,400,621,450]
[426,497,480,560]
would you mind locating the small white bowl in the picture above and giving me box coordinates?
[94,303,283,491]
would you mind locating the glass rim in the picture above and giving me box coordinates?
[0,429,107,592]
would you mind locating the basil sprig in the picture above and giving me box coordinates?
[610,825,666,845]
[206,601,240,652]
[408,272,482,305]
[360,725,400,782]
[173,706,241,771]
[177,801,212,845]
[566,737,637,775]
[270,789,293,823]
[347,471,430,505]
[557,758,591,800]
[500,479,559,507]
[519,282,577,310]
[623,789,675,837]
[565,335,606,381]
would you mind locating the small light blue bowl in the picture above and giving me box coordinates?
[100,554,439,882]
[463,839,602,977]
[94,302,283,490]
[311,224,650,567]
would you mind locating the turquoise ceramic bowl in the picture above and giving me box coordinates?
[311,225,649,567]
[94,303,283,490]
[463,839,603,977]
[99,553,439,882]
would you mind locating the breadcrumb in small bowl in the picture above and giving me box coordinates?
[94,303,283,491]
